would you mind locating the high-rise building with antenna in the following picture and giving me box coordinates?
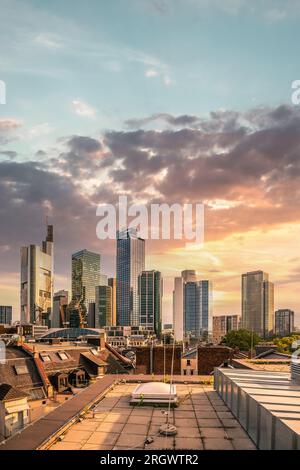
[20,225,54,324]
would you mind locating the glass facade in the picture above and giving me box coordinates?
[71,249,101,315]
[138,270,162,336]
[95,285,112,328]
[116,228,145,326]
[241,270,274,338]
[0,306,12,325]
[184,280,212,340]
[275,309,294,336]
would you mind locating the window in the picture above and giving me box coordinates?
[40,355,51,362]
[57,352,68,361]
[14,365,29,375]
[187,359,191,366]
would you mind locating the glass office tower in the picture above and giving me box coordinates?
[184,280,212,340]
[241,270,274,338]
[116,228,145,326]
[95,285,112,328]
[138,270,162,336]
[71,249,101,315]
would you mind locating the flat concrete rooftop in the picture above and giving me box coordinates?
[47,382,256,450]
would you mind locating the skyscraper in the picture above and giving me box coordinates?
[139,270,163,336]
[241,270,274,338]
[71,249,101,316]
[275,309,294,336]
[108,278,117,326]
[52,290,69,328]
[184,280,212,340]
[95,285,112,328]
[173,270,196,342]
[20,225,54,324]
[116,228,145,326]
[0,306,12,325]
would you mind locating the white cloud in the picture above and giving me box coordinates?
[34,33,62,49]
[145,69,159,77]
[28,122,53,138]
[72,100,97,118]
[145,68,172,86]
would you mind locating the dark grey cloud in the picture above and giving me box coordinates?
[125,113,200,129]
[49,135,104,178]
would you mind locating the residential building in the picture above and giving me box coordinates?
[108,278,117,326]
[138,270,162,336]
[20,225,54,325]
[20,324,49,340]
[181,348,198,376]
[184,280,212,341]
[0,384,30,439]
[71,249,101,317]
[241,270,274,338]
[116,228,145,326]
[0,306,12,325]
[275,309,295,336]
[103,325,154,348]
[213,315,240,344]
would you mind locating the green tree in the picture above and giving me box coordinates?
[273,335,300,354]
[221,329,261,351]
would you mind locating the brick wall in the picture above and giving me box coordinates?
[135,346,182,375]
[197,346,233,375]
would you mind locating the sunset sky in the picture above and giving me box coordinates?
[1,0,300,324]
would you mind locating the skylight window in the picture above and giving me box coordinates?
[40,355,51,362]
[14,365,29,375]
[57,352,68,361]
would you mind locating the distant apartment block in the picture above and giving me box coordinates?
[213,315,240,344]
[104,325,154,348]
[0,306,12,325]
[241,270,274,338]
[275,309,295,336]
[20,225,54,325]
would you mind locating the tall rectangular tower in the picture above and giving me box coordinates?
[71,249,101,315]
[138,270,163,336]
[184,280,212,341]
[241,270,274,338]
[20,225,54,324]
[95,285,112,328]
[173,270,197,342]
[116,228,145,326]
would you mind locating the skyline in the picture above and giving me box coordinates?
[1,0,300,323]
